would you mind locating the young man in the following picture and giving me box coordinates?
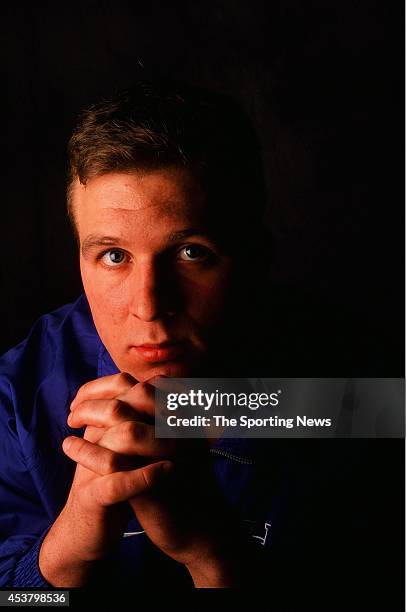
[0,82,402,599]
[0,82,272,588]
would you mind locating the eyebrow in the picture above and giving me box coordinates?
[81,235,129,258]
[81,228,209,257]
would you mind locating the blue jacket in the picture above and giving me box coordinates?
[0,295,276,588]
[0,295,402,599]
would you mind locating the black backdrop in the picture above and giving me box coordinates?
[2,1,404,376]
[1,4,405,604]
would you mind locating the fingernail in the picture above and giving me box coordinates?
[63,436,74,451]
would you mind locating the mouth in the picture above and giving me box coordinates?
[131,341,187,363]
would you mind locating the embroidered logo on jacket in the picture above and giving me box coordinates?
[243,519,272,545]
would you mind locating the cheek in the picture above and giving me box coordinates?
[182,269,232,323]
[81,264,129,326]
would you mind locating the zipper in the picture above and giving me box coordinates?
[209,448,253,465]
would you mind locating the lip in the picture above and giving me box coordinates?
[131,341,186,363]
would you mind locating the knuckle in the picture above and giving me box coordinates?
[73,399,89,414]
[100,452,118,475]
[135,381,154,399]
[84,425,103,443]
[136,381,149,394]
[107,398,124,420]
[73,437,89,459]
[116,372,136,388]
[139,381,155,398]
[122,420,144,442]
[75,380,92,399]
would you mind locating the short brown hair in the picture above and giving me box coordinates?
[67,80,266,242]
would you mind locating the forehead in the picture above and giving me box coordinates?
[72,168,208,238]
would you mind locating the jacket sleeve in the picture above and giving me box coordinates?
[0,378,52,588]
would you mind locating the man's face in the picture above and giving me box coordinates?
[73,167,233,381]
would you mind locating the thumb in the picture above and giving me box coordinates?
[138,459,175,491]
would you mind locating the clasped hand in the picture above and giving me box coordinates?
[62,373,236,583]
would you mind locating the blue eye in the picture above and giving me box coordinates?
[178,244,209,261]
[101,250,126,266]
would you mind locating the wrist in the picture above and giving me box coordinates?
[186,549,241,588]
[39,513,94,587]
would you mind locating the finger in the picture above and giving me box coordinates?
[71,372,137,409]
[62,435,135,475]
[116,381,156,419]
[89,460,174,507]
[84,424,106,444]
[68,398,139,429]
[98,420,177,457]
[118,377,192,421]
[70,380,156,426]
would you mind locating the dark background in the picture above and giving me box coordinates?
[2,1,404,376]
[1,4,404,604]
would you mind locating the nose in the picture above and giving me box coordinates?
[129,260,174,322]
